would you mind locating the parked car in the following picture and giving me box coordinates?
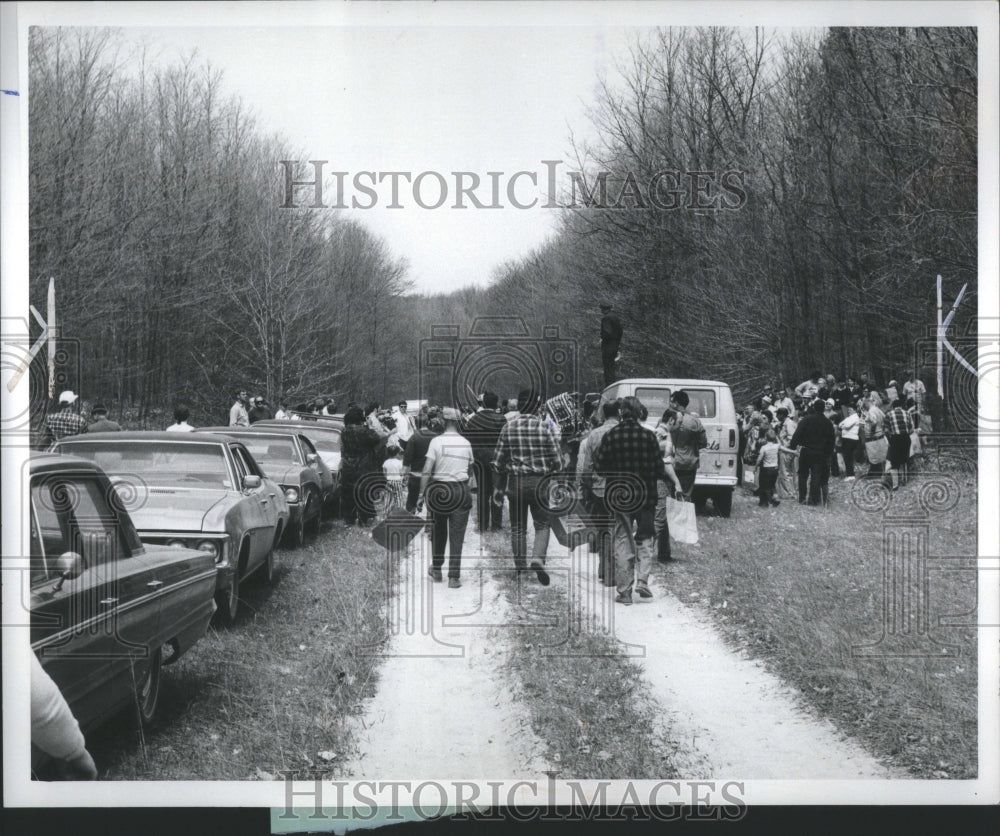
[599,378,739,516]
[28,453,218,770]
[253,419,342,512]
[195,427,330,547]
[51,431,289,623]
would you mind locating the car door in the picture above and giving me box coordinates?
[299,435,334,501]
[30,471,158,731]
[229,443,272,569]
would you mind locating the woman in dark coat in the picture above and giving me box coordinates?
[340,406,382,525]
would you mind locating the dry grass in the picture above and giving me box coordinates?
[87,523,393,779]
[657,465,978,778]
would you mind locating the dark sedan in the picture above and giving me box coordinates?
[253,420,342,512]
[28,454,217,773]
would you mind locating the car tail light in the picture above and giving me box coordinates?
[284,487,299,503]
[197,540,220,561]
[166,539,186,548]
[729,429,736,447]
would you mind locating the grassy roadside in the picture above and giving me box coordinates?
[657,464,978,779]
[481,531,684,780]
[87,524,394,779]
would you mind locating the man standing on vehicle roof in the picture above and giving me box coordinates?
[669,390,708,501]
[599,302,623,387]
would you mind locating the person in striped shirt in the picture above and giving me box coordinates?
[492,388,563,585]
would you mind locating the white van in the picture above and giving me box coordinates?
[598,378,739,516]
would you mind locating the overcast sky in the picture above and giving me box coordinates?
[106,24,634,295]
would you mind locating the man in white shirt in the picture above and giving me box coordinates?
[419,407,474,588]
[229,390,249,427]
[167,406,195,432]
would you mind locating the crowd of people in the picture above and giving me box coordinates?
[738,370,931,506]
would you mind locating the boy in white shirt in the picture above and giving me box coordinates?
[755,430,781,507]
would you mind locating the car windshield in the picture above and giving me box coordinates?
[53,441,231,488]
[238,437,300,466]
[635,387,717,420]
[302,432,340,453]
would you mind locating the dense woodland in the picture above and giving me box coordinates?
[28,27,977,426]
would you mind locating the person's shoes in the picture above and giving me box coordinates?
[615,592,632,605]
[771,500,780,507]
[635,582,653,599]
[427,567,442,582]
[448,577,461,588]
[530,561,550,586]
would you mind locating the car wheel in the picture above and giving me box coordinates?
[260,529,279,584]
[134,646,163,728]
[307,491,322,539]
[715,488,733,518]
[286,509,306,548]
[216,565,241,625]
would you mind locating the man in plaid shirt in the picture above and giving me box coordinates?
[43,391,88,447]
[492,388,562,585]
[885,398,914,491]
[594,396,665,604]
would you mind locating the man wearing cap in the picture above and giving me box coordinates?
[492,388,562,586]
[229,390,250,427]
[86,403,122,433]
[419,407,474,589]
[44,391,88,444]
[599,302,623,387]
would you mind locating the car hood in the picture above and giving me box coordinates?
[126,488,231,532]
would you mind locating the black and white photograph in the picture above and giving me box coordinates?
[2,0,998,828]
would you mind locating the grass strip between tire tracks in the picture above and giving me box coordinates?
[480,531,683,780]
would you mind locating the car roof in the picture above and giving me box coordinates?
[603,378,731,390]
[196,426,305,439]
[255,421,341,433]
[55,430,239,444]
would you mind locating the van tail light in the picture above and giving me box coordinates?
[729,429,736,448]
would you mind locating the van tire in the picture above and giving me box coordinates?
[715,488,733,518]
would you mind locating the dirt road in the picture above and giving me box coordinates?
[344,521,897,780]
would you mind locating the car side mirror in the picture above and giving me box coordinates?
[242,474,262,491]
[53,551,84,591]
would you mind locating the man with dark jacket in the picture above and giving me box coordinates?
[86,403,122,433]
[789,399,836,505]
[462,391,507,532]
[594,396,665,604]
[403,409,442,513]
[600,302,623,387]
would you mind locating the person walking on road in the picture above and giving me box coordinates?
[419,408,475,589]
[653,409,685,561]
[229,390,249,427]
[403,409,442,513]
[492,388,562,586]
[576,398,622,585]
[669,390,708,501]
[599,302,623,387]
[885,399,914,491]
[340,406,382,525]
[594,396,665,605]
[462,391,507,533]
